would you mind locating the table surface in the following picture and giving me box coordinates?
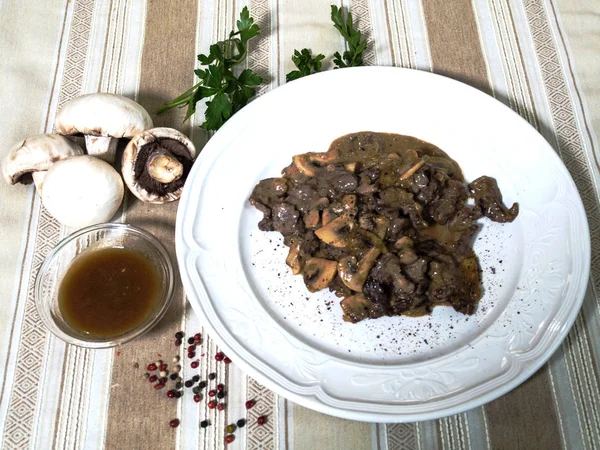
[1,0,599,449]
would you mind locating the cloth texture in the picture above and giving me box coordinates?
[0,0,599,449]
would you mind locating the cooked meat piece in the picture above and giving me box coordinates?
[469,176,519,223]
[271,202,301,235]
[249,132,519,324]
[426,179,467,224]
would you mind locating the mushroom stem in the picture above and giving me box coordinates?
[147,153,184,183]
[85,135,118,164]
[32,171,46,194]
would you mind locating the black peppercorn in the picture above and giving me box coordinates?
[217,392,225,399]
[170,373,177,381]
[184,380,193,388]
[192,375,200,382]
[199,381,207,389]
[175,331,184,340]
[236,419,246,428]
[187,337,195,345]
[200,420,209,428]
[208,373,216,380]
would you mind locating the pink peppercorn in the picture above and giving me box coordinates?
[207,400,217,409]
[170,419,180,428]
[224,357,232,364]
[191,361,199,369]
[245,400,255,409]
[147,363,157,371]
[257,416,266,425]
[217,403,225,411]
[193,394,201,403]
[215,352,224,361]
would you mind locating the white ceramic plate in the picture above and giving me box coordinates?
[175,67,590,422]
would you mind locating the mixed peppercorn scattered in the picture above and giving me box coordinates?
[138,330,268,444]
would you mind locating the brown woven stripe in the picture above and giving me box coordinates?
[103,0,198,448]
[421,0,491,94]
[484,367,562,450]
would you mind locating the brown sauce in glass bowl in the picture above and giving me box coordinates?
[58,247,160,338]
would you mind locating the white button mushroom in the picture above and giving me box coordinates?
[122,127,196,203]
[41,155,124,229]
[54,93,153,164]
[1,134,84,192]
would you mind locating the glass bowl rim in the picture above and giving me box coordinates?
[35,222,175,349]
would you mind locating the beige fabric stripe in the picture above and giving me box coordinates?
[484,367,562,450]
[103,0,198,448]
[418,0,489,448]
[421,0,491,94]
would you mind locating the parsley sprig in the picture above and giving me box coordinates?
[157,7,262,131]
[286,6,367,82]
[331,5,367,68]
[286,49,326,82]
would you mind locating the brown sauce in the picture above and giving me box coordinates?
[58,247,160,338]
[249,131,518,323]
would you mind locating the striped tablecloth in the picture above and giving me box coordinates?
[1,0,599,449]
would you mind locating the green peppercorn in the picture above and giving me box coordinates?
[226,424,237,434]
[192,386,200,394]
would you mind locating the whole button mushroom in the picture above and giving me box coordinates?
[41,155,124,229]
[54,93,153,164]
[122,127,196,203]
[1,134,84,192]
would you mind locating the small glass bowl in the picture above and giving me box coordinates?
[35,223,174,348]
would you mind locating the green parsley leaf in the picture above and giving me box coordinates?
[157,6,262,131]
[330,5,366,68]
[286,49,326,82]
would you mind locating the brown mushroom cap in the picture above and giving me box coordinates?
[121,127,196,203]
[1,134,83,188]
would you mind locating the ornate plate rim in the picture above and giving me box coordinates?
[175,67,591,422]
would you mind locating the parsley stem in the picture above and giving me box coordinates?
[156,82,203,114]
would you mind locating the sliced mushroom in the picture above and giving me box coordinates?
[1,134,83,192]
[286,239,304,275]
[292,155,315,176]
[54,93,153,163]
[302,258,337,292]
[41,155,124,229]
[394,236,418,264]
[314,215,355,247]
[345,162,357,173]
[303,209,320,229]
[321,208,337,225]
[400,157,428,180]
[358,213,389,240]
[122,127,196,203]
[340,294,373,323]
[337,248,381,292]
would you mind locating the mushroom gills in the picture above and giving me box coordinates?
[302,258,337,292]
[133,138,192,196]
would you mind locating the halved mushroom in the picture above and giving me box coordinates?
[303,209,320,229]
[1,134,83,192]
[340,294,373,323]
[314,215,355,247]
[337,248,381,292]
[286,239,304,275]
[302,258,337,292]
[41,155,124,229]
[54,93,153,163]
[122,127,196,203]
